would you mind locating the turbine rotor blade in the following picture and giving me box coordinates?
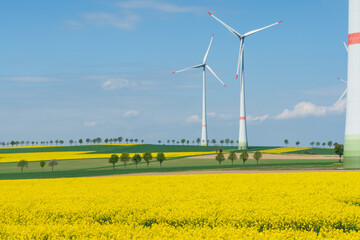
[236,40,244,79]
[172,64,204,74]
[208,12,242,38]
[337,77,347,84]
[203,34,214,63]
[344,42,349,53]
[243,21,283,37]
[206,65,227,87]
[337,88,348,103]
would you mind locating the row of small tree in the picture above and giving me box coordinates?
[17,159,58,173]
[109,152,166,169]
[215,151,263,165]
[1,137,145,147]
[284,139,339,148]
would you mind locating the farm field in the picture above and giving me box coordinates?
[0,172,359,239]
[0,144,340,180]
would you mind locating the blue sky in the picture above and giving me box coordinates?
[0,0,349,146]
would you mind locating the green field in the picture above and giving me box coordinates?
[0,144,275,154]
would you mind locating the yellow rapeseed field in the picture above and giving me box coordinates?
[0,172,360,239]
[0,151,215,163]
[260,147,311,154]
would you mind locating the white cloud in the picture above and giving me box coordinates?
[186,114,201,123]
[83,12,140,30]
[102,78,137,90]
[207,111,216,117]
[117,0,202,13]
[123,110,139,117]
[84,121,97,127]
[247,114,270,123]
[274,99,346,120]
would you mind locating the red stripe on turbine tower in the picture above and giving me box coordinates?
[240,117,246,120]
[202,124,207,127]
[349,32,360,45]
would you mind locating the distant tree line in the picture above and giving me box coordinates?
[0,137,146,147]
[283,139,340,148]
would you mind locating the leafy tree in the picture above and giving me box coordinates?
[296,141,300,147]
[143,152,153,168]
[215,152,225,165]
[141,139,144,143]
[186,140,189,145]
[110,139,113,144]
[79,139,83,145]
[10,141,16,146]
[176,141,179,145]
[86,138,90,144]
[158,140,161,145]
[214,145,220,153]
[328,141,333,148]
[157,152,166,167]
[69,140,74,145]
[40,160,46,170]
[240,151,249,164]
[118,137,123,143]
[105,138,109,144]
[48,159,58,172]
[284,139,289,147]
[113,138,118,144]
[120,152,130,168]
[316,142,320,147]
[211,139,216,145]
[334,144,344,163]
[125,138,129,144]
[225,139,230,146]
[17,160,28,173]
[253,151,263,165]
[181,139,186,145]
[310,141,314,147]
[32,141,36,145]
[220,140,224,146]
[132,154,142,168]
[167,140,170,145]
[228,151,237,165]
[26,141,30,146]
[109,154,119,170]
[130,139,134,144]
[230,140,234,146]
[172,139,175,145]
[322,142,326,148]
[135,139,138,143]
[196,138,201,146]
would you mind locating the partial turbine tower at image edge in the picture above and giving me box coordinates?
[209,12,283,149]
[344,0,360,169]
[172,34,227,146]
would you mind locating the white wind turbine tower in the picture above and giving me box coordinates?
[209,12,283,149]
[172,34,227,146]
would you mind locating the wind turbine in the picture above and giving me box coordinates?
[208,12,283,149]
[172,34,227,146]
